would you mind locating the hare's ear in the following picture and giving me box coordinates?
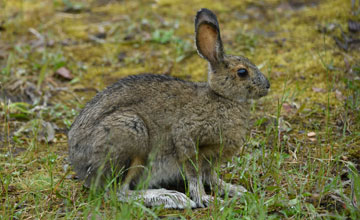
[195,8,224,64]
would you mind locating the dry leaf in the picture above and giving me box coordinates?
[307,132,316,137]
[283,103,293,113]
[312,87,325,93]
[282,102,298,115]
[55,67,73,80]
[335,90,345,101]
[14,119,57,143]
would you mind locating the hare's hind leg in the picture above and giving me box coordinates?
[80,112,149,187]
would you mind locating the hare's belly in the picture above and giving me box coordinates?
[148,154,181,188]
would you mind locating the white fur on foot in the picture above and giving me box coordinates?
[118,189,196,209]
[227,184,247,197]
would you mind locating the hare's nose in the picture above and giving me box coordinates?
[265,79,270,89]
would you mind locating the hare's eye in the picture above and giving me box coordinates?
[237,68,248,78]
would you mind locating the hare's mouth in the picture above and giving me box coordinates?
[259,88,270,97]
[253,89,269,99]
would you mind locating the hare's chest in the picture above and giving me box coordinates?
[217,106,250,141]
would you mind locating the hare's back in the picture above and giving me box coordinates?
[89,74,197,109]
[71,74,200,129]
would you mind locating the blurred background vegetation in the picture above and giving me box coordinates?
[1,0,360,219]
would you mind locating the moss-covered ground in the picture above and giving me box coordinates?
[1,0,360,219]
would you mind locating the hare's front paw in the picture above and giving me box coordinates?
[226,184,247,197]
[193,195,223,208]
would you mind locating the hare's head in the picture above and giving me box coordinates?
[195,8,270,102]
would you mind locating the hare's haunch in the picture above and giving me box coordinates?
[68,8,270,209]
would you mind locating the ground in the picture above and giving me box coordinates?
[1,0,360,219]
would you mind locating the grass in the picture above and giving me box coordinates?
[1,0,360,219]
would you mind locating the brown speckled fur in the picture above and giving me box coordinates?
[68,8,270,209]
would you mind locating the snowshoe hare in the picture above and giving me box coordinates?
[68,8,270,209]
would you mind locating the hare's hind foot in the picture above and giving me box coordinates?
[117,189,196,209]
